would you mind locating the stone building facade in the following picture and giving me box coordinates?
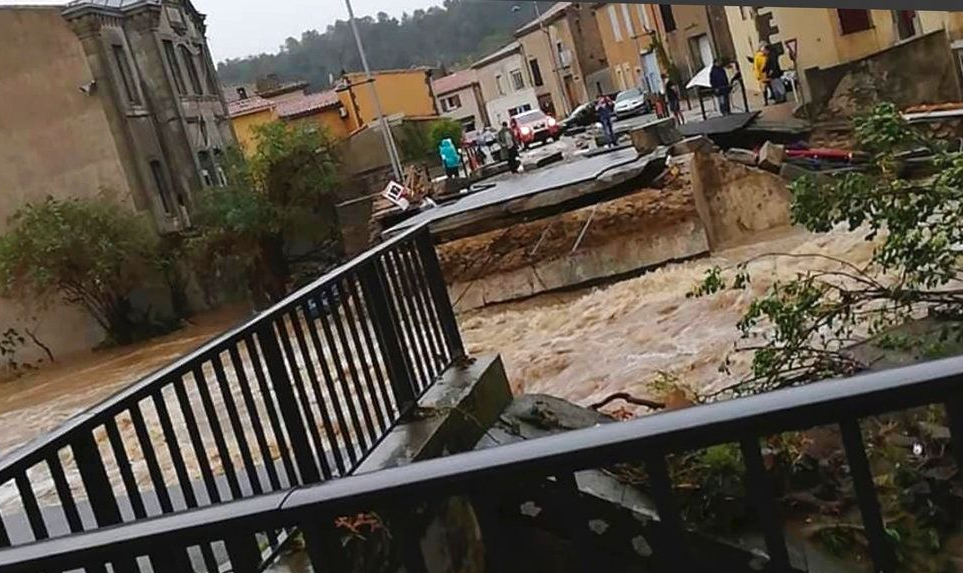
[0,0,235,361]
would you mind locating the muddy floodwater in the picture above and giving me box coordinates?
[0,227,874,469]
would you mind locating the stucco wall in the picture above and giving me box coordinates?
[436,85,486,132]
[339,70,438,129]
[804,30,962,122]
[231,108,276,153]
[594,3,659,91]
[0,7,136,361]
[476,51,540,125]
[725,7,963,98]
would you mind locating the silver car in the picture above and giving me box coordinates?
[614,87,650,118]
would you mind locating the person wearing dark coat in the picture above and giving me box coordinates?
[709,59,731,116]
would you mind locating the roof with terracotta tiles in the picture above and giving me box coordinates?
[432,70,478,96]
[227,96,275,118]
[276,90,340,119]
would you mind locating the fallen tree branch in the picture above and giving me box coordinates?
[590,392,666,412]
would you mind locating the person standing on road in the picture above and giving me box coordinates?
[662,74,685,126]
[439,138,462,179]
[497,121,520,173]
[763,45,787,104]
[595,93,616,147]
[754,43,770,105]
[709,59,731,116]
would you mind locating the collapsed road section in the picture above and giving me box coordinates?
[382,120,796,312]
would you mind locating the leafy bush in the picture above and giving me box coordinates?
[191,121,343,307]
[0,194,159,345]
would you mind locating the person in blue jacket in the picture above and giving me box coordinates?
[439,138,462,179]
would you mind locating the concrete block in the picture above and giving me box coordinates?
[355,355,512,474]
[670,136,714,156]
[757,141,786,172]
[779,162,813,182]
[724,147,757,166]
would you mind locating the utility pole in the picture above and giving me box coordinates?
[534,2,571,116]
[344,0,403,181]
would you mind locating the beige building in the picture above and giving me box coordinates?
[0,0,235,361]
[431,69,490,134]
[653,4,737,83]
[472,42,540,126]
[515,2,612,118]
[593,3,663,93]
[725,8,963,97]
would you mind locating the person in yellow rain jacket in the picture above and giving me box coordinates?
[754,43,769,105]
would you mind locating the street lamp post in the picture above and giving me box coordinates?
[344,0,403,181]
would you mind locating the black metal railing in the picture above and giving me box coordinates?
[0,223,463,563]
[3,352,963,573]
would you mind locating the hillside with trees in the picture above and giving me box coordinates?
[216,0,553,91]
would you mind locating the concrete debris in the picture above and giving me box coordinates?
[724,147,758,166]
[630,117,683,154]
[757,141,786,173]
[670,135,715,156]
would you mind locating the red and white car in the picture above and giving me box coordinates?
[511,109,561,149]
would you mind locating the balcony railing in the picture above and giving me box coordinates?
[2,348,963,572]
[0,223,464,567]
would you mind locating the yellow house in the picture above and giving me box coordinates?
[276,90,352,139]
[592,3,662,93]
[725,8,963,96]
[227,96,277,154]
[337,68,439,130]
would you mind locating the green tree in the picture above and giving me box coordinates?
[0,195,159,345]
[191,121,343,308]
[428,118,464,151]
[690,103,963,396]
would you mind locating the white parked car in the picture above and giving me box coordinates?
[614,87,651,118]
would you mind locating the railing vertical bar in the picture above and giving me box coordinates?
[211,354,263,496]
[404,242,449,371]
[645,454,689,569]
[324,283,379,444]
[414,228,465,360]
[151,391,198,509]
[72,432,140,573]
[358,259,415,413]
[344,274,396,424]
[298,301,352,476]
[0,511,10,548]
[285,307,337,480]
[104,419,147,519]
[244,333,299,488]
[339,274,390,432]
[739,437,791,571]
[193,365,243,500]
[382,250,432,391]
[359,259,417,411]
[274,314,330,477]
[171,378,221,505]
[15,473,48,540]
[129,405,174,514]
[944,396,963,476]
[378,252,427,392]
[225,534,262,573]
[314,289,370,460]
[228,344,281,493]
[398,243,445,380]
[840,418,896,573]
[47,454,84,534]
[255,322,321,485]
[198,543,220,573]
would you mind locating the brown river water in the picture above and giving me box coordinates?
[0,226,876,510]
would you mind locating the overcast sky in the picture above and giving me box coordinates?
[1,0,443,62]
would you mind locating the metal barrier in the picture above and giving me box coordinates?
[0,223,463,565]
[3,351,963,573]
